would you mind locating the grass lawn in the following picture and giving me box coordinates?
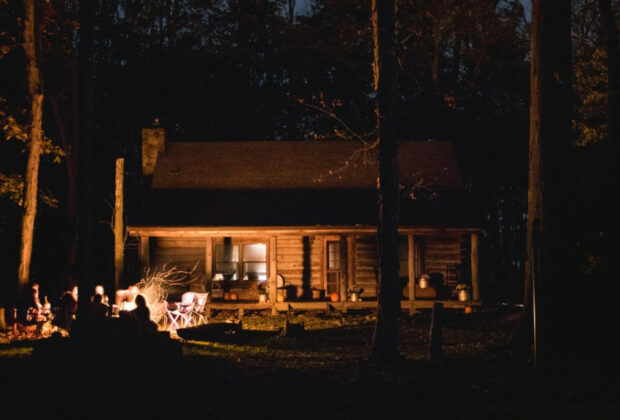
[1,306,617,419]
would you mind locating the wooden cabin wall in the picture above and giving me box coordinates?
[422,235,462,292]
[275,235,322,298]
[149,238,207,297]
[353,235,378,297]
[150,237,206,274]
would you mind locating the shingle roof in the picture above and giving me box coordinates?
[130,140,480,228]
[150,141,463,190]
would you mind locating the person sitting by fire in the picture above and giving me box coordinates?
[91,284,109,306]
[130,294,150,323]
[54,286,78,331]
[115,284,140,311]
[90,293,110,322]
[130,294,157,333]
[22,283,52,324]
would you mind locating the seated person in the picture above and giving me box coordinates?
[54,286,78,330]
[90,293,109,322]
[130,294,157,333]
[116,285,140,311]
[23,283,51,323]
[130,294,150,323]
[91,284,109,306]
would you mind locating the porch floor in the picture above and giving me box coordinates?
[203,299,482,316]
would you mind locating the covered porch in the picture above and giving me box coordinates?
[201,298,483,319]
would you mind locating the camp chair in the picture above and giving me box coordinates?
[192,293,209,326]
[165,291,196,331]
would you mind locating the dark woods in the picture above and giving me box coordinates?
[0,0,615,318]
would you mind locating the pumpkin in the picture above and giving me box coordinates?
[330,293,339,302]
[229,293,238,301]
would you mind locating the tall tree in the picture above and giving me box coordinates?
[76,0,96,316]
[597,0,619,193]
[18,0,44,294]
[524,0,574,372]
[370,0,400,363]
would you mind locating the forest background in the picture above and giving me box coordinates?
[0,0,614,308]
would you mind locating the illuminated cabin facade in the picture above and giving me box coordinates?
[126,127,483,313]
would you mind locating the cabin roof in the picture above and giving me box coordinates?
[130,140,481,228]
[151,141,463,190]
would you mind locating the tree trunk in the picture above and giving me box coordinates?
[18,0,44,294]
[114,158,124,291]
[370,0,400,363]
[522,0,574,374]
[76,0,96,317]
[598,0,619,205]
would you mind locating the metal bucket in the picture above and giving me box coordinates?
[458,289,472,302]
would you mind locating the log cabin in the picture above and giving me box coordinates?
[125,125,483,315]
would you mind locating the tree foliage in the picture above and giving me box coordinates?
[0,0,615,304]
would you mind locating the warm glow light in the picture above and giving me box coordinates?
[136,264,200,325]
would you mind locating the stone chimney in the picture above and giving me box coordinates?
[141,118,166,177]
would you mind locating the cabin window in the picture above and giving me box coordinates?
[215,244,239,280]
[242,243,267,281]
[214,242,267,281]
[327,241,341,270]
[326,241,341,295]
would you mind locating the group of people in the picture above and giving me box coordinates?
[20,282,152,332]
[23,283,52,324]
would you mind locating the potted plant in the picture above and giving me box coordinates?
[455,283,472,301]
[347,286,364,302]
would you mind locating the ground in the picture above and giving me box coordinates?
[0,306,617,419]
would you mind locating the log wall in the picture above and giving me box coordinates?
[149,237,206,279]
[423,235,463,291]
[141,232,467,301]
[275,235,322,298]
[353,235,378,296]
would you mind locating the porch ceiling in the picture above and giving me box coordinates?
[129,188,482,229]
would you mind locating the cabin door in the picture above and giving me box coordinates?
[325,241,341,296]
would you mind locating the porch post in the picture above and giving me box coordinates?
[205,237,213,291]
[408,233,416,315]
[471,233,480,301]
[269,236,277,315]
[347,235,355,290]
[138,235,149,282]
[339,235,348,303]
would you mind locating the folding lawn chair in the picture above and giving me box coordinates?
[165,291,196,331]
[192,293,209,326]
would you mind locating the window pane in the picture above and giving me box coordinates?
[215,244,239,262]
[215,262,237,274]
[243,262,267,281]
[328,241,340,270]
[243,243,266,262]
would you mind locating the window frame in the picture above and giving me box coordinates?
[212,238,268,282]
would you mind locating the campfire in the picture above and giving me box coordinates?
[135,264,200,326]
